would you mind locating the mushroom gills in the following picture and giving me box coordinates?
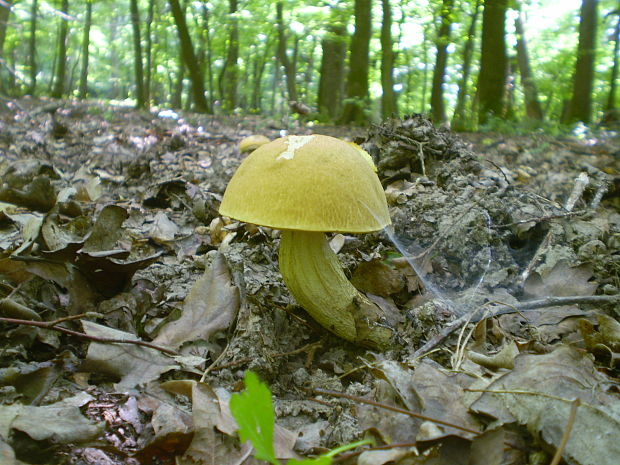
[279,229,393,350]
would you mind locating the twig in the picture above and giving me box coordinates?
[333,442,418,463]
[550,398,580,465]
[520,172,589,285]
[0,316,178,356]
[313,387,480,436]
[411,294,620,360]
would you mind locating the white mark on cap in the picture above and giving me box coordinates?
[277,135,314,160]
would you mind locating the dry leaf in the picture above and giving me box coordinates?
[154,252,239,349]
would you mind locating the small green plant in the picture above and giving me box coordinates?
[229,371,371,464]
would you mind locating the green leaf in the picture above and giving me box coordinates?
[229,371,278,465]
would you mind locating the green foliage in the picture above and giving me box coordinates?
[230,371,371,465]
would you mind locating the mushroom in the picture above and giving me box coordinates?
[220,134,393,349]
[238,135,270,154]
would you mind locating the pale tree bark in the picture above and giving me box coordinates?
[317,22,346,119]
[515,9,543,120]
[276,1,297,103]
[130,0,146,108]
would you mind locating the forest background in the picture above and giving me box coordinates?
[0,0,618,131]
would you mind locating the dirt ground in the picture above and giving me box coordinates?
[0,98,619,465]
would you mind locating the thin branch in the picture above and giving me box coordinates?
[0,316,178,356]
[411,294,620,360]
[313,387,481,436]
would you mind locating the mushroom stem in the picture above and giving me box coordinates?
[279,230,392,350]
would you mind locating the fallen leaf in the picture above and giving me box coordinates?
[523,260,597,299]
[154,252,239,349]
[80,321,177,389]
[470,346,620,465]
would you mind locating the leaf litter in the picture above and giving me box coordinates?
[0,100,619,464]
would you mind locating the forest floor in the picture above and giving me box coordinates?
[0,97,619,465]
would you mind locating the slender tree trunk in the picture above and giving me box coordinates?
[317,23,347,119]
[605,11,620,111]
[276,1,298,103]
[340,0,372,124]
[168,0,210,112]
[452,0,481,131]
[0,0,13,59]
[200,2,214,109]
[144,0,155,105]
[515,9,543,120]
[430,0,454,124]
[564,0,598,123]
[28,0,38,95]
[78,0,92,99]
[477,0,508,125]
[251,35,273,111]
[130,0,146,108]
[51,0,69,98]
[172,55,184,108]
[421,24,431,112]
[223,0,239,111]
[381,0,397,118]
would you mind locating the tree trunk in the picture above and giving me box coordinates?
[130,0,146,108]
[0,0,13,59]
[78,0,92,99]
[144,0,155,105]
[317,23,347,119]
[564,0,598,123]
[28,0,38,95]
[380,0,397,118]
[605,10,619,111]
[430,0,454,124]
[477,0,508,125]
[200,1,215,110]
[168,0,210,113]
[51,0,69,98]
[276,1,298,103]
[340,0,372,124]
[452,0,481,131]
[223,0,239,111]
[515,10,543,120]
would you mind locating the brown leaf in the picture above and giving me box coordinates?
[154,252,239,349]
[523,260,597,299]
[470,346,620,465]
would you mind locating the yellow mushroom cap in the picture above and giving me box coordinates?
[220,135,391,233]
[239,135,270,154]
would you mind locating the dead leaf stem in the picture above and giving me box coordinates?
[550,398,580,465]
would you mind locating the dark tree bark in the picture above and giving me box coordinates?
[515,9,543,120]
[452,0,481,131]
[78,0,92,99]
[168,0,210,112]
[51,0,69,98]
[276,1,298,103]
[381,0,397,118]
[251,34,273,112]
[430,0,454,124]
[340,0,372,124]
[564,0,598,123]
[28,0,38,95]
[605,10,620,112]
[317,23,347,119]
[130,0,146,108]
[477,0,508,125]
